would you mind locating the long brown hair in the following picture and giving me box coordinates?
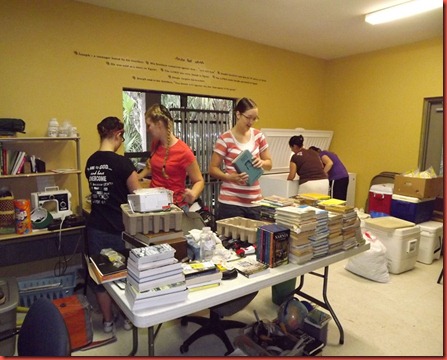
[145,104,173,179]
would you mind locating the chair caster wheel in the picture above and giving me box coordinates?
[180,317,188,326]
[180,344,189,353]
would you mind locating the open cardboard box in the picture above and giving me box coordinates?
[393,175,443,199]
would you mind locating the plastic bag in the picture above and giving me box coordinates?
[344,231,390,283]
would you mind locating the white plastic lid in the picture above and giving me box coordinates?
[370,183,394,195]
[202,226,211,232]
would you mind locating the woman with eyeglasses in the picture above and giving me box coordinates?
[287,135,329,195]
[209,97,272,220]
[140,104,204,210]
[85,116,141,333]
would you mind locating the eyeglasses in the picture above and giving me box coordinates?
[241,113,259,122]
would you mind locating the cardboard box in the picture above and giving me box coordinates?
[216,217,270,244]
[121,204,183,235]
[393,175,443,199]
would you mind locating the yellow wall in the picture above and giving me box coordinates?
[324,38,443,209]
[0,0,443,210]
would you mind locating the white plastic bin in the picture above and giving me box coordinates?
[363,217,420,274]
[259,173,299,198]
[417,221,443,264]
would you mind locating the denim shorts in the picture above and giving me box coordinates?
[217,202,261,220]
[87,227,126,293]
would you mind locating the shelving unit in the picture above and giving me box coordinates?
[0,136,83,217]
[0,137,85,278]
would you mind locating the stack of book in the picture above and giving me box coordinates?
[256,223,290,267]
[253,196,296,222]
[321,205,362,250]
[326,211,344,254]
[125,244,188,310]
[288,230,313,265]
[181,261,222,291]
[274,206,317,234]
[307,206,329,259]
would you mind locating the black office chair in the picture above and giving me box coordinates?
[17,298,71,356]
[179,291,258,355]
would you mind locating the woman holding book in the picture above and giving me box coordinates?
[138,104,204,210]
[209,97,272,220]
[85,116,140,333]
[287,135,329,195]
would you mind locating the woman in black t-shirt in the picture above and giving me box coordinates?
[85,116,141,333]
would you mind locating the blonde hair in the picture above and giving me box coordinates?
[145,104,173,179]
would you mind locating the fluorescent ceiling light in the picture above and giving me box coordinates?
[365,0,443,25]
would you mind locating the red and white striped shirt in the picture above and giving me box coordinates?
[213,128,268,207]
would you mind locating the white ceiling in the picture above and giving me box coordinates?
[76,0,443,60]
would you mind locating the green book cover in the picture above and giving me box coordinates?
[232,149,263,186]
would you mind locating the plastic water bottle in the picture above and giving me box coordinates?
[199,226,215,261]
[47,118,59,137]
[58,120,72,137]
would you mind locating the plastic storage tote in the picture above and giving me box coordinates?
[417,221,443,264]
[368,183,394,217]
[363,217,420,274]
[390,194,435,224]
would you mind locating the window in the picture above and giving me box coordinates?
[123,89,234,214]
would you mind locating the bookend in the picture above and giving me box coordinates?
[179,292,258,355]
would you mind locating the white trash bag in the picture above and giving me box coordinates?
[345,231,390,283]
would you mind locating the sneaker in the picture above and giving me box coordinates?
[103,320,114,333]
[123,318,133,331]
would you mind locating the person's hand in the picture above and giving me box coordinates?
[183,188,197,204]
[252,157,264,169]
[145,159,152,173]
[227,172,249,185]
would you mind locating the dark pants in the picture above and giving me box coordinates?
[330,176,349,201]
[87,227,125,293]
[217,202,261,220]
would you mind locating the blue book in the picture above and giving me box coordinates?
[232,150,263,186]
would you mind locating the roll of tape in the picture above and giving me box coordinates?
[31,207,53,229]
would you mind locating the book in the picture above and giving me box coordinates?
[88,250,129,284]
[129,244,176,264]
[127,256,178,272]
[125,280,187,301]
[257,223,290,267]
[231,149,263,186]
[233,257,269,278]
[127,261,182,279]
[185,270,222,286]
[187,279,222,292]
[125,287,189,310]
[181,261,218,277]
[11,151,26,175]
[126,271,185,292]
